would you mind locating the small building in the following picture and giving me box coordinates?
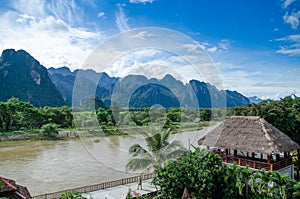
[0,177,32,199]
[198,116,300,178]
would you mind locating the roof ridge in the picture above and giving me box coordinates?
[258,117,273,145]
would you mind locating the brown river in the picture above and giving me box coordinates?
[0,127,214,196]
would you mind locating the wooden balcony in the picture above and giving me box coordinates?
[222,155,293,171]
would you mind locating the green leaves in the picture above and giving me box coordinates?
[152,148,224,199]
[126,128,186,172]
[59,191,87,199]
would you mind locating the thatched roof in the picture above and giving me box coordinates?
[198,116,300,154]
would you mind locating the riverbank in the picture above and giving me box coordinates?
[0,122,210,141]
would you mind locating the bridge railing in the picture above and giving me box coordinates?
[32,173,155,199]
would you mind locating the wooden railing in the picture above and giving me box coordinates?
[32,173,155,199]
[223,156,292,171]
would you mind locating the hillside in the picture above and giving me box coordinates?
[0,49,65,107]
[50,67,250,108]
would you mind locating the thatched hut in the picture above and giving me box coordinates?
[198,116,300,174]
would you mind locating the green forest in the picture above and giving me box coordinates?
[0,95,299,146]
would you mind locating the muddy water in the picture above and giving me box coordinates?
[0,127,212,196]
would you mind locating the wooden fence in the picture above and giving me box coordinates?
[32,173,155,199]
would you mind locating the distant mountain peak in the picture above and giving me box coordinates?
[0,49,65,106]
[248,96,263,104]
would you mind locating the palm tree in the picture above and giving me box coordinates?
[126,128,187,172]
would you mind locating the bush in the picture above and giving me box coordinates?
[40,123,59,138]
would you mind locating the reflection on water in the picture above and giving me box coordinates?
[0,127,213,196]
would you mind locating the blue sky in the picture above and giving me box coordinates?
[0,0,299,99]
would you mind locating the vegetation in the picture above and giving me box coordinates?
[0,97,72,133]
[153,148,224,199]
[0,181,4,189]
[126,128,186,171]
[39,123,59,138]
[59,191,87,199]
[150,148,298,199]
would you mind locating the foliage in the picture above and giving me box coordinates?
[223,164,295,199]
[96,107,116,127]
[126,128,186,172]
[59,191,87,199]
[200,108,212,121]
[39,106,73,128]
[40,123,59,138]
[152,148,225,199]
[293,181,300,198]
[152,148,297,199]
[0,181,4,189]
[0,97,73,132]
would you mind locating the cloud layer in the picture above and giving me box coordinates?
[0,0,105,69]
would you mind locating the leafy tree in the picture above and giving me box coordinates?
[200,108,212,121]
[40,123,59,138]
[126,128,186,172]
[153,148,225,199]
[166,108,181,123]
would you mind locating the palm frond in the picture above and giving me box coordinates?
[126,157,154,172]
[129,144,148,157]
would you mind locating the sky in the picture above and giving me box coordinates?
[0,0,300,99]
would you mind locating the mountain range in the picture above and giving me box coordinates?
[0,49,251,108]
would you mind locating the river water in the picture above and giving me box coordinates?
[0,127,215,196]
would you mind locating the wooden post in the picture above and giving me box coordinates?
[276,154,280,161]
[267,154,271,164]
[238,158,241,166]
[234,150,237,157]
[225,148,229,163]
[297,149,300,180]
[270,164,273,171]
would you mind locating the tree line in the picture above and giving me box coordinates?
[0,97,72,132]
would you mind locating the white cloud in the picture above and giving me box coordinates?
[207,46,218,53]
[217,63,300,100]
[0,0,105,70]
[116,5,129,32]
[97,12,105,18]
[132,31,153,40]
[194,40,230,54]
[276,34,300,56]
[283,11,300,29]
[129,0,154,4]
[183,43,202,52]
[281,0,297,9]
